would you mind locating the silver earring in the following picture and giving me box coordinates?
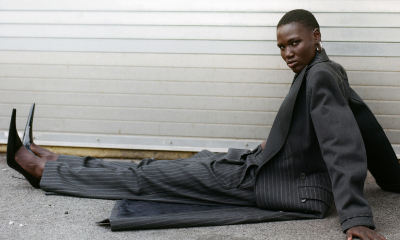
[316,41,323,52]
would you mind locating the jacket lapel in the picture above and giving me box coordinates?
[259,67,306,164]
[259,50,330,166]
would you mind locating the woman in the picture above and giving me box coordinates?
[7,9,399,240]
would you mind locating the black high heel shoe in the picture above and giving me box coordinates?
[7,109,41,189]
[22,103,35,154]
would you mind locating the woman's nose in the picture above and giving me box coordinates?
[285,48,294,58]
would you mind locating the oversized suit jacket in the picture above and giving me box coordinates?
[102,50,400,232]
[255,49,400,231]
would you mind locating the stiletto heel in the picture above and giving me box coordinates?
[22,103,35,153]
[7,109,40,188]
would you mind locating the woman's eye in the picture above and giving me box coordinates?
[292,41,299,46]
[279,46,285,50]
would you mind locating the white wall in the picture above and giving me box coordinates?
[0,0,399,153]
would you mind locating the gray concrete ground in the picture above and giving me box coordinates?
[1,153,399,240]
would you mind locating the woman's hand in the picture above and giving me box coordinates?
[346,226,386,240]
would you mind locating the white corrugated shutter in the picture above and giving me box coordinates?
[0,0,399,154]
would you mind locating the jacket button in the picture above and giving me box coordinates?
[300,173,306,179]
[301,199,307,203]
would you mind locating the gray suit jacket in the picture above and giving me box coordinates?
[255,49,400,232]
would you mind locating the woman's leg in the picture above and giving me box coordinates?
[14,146,46,180]
[56,155,141,169]
[39,154,257,206]
[15,141,260,206]
[14,144,140,179]
[31,143,58,161]
[39,148,261,206]
[31,143,139,169]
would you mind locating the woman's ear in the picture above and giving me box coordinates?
[313,28,322,52]
[313,28,321,43]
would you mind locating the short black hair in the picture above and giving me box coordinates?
[277,9,319,31]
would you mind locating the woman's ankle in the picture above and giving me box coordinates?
[15,147,45,179]
[31,143,58,161]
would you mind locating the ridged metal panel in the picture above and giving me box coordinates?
[0,1,398,154]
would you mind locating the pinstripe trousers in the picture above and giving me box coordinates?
[40,146,263,206]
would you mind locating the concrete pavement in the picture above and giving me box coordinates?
[1,153,399,240]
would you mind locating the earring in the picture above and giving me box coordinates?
[316,41,323,52]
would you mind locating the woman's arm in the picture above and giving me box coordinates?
[307,67,374,232]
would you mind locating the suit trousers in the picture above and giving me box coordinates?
[40,146,263,206]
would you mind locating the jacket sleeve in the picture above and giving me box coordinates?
[307,67,375,232]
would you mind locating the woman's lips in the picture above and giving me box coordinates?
[287,61,297,68]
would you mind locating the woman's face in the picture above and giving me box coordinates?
[276,22,320,73]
